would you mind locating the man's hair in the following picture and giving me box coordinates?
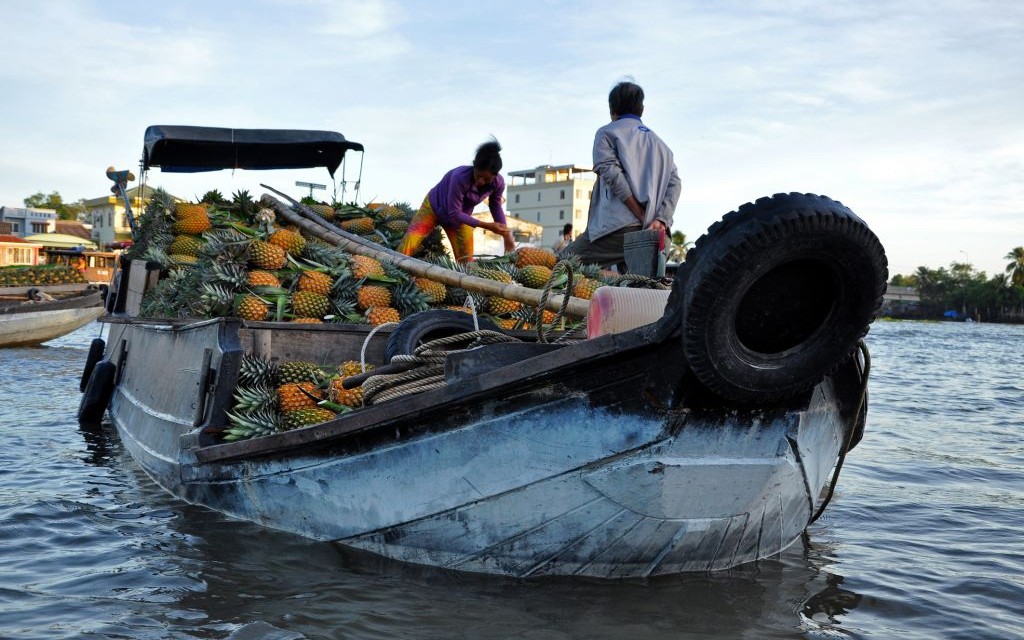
[562,223,573,235]
[473,138,503,173]
[609,81,644,117]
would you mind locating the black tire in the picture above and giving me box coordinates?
[384,310,500,362]
[78,361,116,424]
[80,338,106,392]
[679,192,887,404]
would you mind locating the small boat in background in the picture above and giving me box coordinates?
[0,286,106,347]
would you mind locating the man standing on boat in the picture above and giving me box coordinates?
[561,80,681,272]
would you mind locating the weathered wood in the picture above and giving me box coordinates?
[259,189,591,318]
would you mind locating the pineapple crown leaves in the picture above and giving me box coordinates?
[391,281,431,316]
[380,261,411,284]
[231,384,278,413]
[200,283,237,316]
[142,245,172,269]
[330,276,362,301]
[207,262,248,289]
[238,353,280,387]
[330,297,359,318]
[224,407,283,441]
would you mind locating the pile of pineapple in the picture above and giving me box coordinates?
[124,187,622,441]
[0,265,88,287]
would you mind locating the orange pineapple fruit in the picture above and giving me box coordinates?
[487,296,522,316]
[413,277,446,304]
[366,307,400,325]
[356,285,392,310]
[289,317,323,323]
[277,381,322,412]
[249,239,287,270]
[337,360,370,377]
[235,294,269,321]
[291,290,330,318]
[247,270,281,288]
[350,255,384,279]
[572,277,601,300]
[268,228,306,255]
[297,271,333,295]
[341,217,375,234]
[329,376,363,408]
[516,246,558,269]
[307,204,336,221]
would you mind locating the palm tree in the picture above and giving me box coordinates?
[666,231,693,262]
[1005,247,1024,286]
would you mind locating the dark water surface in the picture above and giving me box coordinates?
[1,320,1021,639]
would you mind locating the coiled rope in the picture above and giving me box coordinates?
[362,330,520,405]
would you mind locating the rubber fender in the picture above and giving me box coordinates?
[78,361,116,424]
[80,338,106,392]
[678,192,887,404]
[384,310,500,362]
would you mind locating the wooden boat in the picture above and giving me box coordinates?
[0,285,105,347]
[79,126,888,578]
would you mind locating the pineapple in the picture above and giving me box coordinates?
[297,271,333,296]
[232,384,277,413]
[356,285,392,311]
[488,296,522,316]
[366,306,400,325]
[384,219,410,235]
[413,277,446,304]
[223,407,282,441]
[238,353,279,388]
[278,360,325,385]
[174,203,212,235]
[515,246,558,269]
[169,235,202,257]
[247,270,281,288]
[235,294,269,321]
[341,217,376,234]
[249,239,288,270]
[377,204,407,221]
[282,406,336,430]
[290,317,324,323]
[517,265,553,289]
[277,381,322,412]
[350,255,385,279]
[306,203,336,221]
[268,228,306,255]
[329,375,364,408]
[337,360,370,377]
[572,277,601,300]
[291,290,330,318]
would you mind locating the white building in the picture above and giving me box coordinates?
[506,165,595,249]
[0,206,58,237]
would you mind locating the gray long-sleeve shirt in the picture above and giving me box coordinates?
[586,114,681,241]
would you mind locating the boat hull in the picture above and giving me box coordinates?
[101,316,858,578]
[0,289,105,347]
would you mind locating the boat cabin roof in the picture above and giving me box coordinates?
[142,125,364,177]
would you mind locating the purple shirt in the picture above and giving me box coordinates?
[428,166,506,229]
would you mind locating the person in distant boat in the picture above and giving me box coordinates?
[553,223,574,252]
[399,139,515,262]
[561,80,681,271]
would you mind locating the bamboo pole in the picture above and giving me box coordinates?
[258,188,591,317]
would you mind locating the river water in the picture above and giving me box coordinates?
[0,319,1021,639]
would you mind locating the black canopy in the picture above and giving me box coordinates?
[142,125,364,177]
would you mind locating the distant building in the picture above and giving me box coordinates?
[0,234,43,267]
[55,220,93,241]
[86,184,165,248]
[882,285,920,315]
[450,212,544,258]
[506,165,595,249]
[0,206,58,237]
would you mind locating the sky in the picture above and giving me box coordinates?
[0,0,1021,278]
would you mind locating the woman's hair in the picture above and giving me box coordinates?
[473,138,503,173]
[609,81,644,117]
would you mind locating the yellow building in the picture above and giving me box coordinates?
[85,185,164,248]
[506,165,595,249]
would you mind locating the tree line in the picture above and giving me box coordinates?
[889,247,1024,322]
[22,191,87,220]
